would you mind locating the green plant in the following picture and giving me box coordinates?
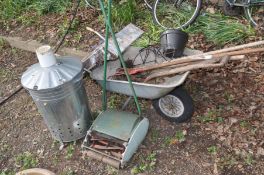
[0,38,9,50]
[107,94,122,109]
[17,13,38,26]
[131,152,157,174]
[207,146,217,154]
[199,108,222,123]
[65,144,74,159]
[224,92,234,104]
[106,165,118,175]
[175,130,185,142]
[15,152,38,170]
[0,0,72,21]
[0,170,15,175]
[29,0,71,15]
[60,169,76,175]
[58,18,80,37]
[240,120,248,128]
[134,6,255,47]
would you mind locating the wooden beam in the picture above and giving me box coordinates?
[0,35,87,58]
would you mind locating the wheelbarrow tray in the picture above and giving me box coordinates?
[90,47,201,100]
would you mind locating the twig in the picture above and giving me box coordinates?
[0,85,23,105]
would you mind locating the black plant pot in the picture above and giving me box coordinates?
[160,29,188,58]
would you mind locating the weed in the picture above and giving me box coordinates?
[58,18,80,37]
[51,140,60,148]
[175,130,185,142]
[216,117,224,123]
[224,92,234,104]
[150,128,160,142]
[0,0,72,21]
[187,12,255,45]
[73,32,83,43]
[131,152,157,174]
[207,146,217,155]
[244,154,254,165]
[17,13,38,26]
[162,136,172,147]
[65,144,74,159]
[107,94,122,109]
[29,0,72,15]
[0,38,9,50]
[15,152,38,170]
[0,170,15,175]
[106,165,118,175]
[199,108,222,123]
[240,120,248,128]
[134,5,254,47]
[60,169,76,175]
[219,154,237,169]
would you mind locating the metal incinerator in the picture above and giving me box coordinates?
[81,0,149,169]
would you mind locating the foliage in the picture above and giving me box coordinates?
[65,144,75,159]
[15,152,38,170]
[131,152,157,174]
[134,4,255,47]
[207,146,217,154]
[0,0,72,20]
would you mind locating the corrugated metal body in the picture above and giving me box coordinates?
[21,46,92,142]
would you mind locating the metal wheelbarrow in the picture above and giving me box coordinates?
[90,47,202,123]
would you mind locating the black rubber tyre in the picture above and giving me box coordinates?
[152,0,202,29]
[152,86,194,123]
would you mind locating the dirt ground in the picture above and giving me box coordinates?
[1,5,264,175]
[1,39,264,175]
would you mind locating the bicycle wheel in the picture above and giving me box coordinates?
[144,0,153,9]
[244,0,264,28]
[153,0,202,29]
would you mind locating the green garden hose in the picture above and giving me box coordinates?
[99,0,142,115]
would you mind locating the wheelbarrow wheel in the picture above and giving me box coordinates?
[152,86,194,123]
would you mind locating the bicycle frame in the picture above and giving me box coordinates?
[226,0,264,7]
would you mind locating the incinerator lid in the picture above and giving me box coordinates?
[21,46,83,90]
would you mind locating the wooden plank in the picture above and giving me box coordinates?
[0,35,87,58]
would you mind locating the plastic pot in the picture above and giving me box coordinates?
[160,29,188,58]
[16,168,55,175]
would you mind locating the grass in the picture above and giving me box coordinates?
[134,4,255,47]
[0,0,72,21]
[111,0,137,31]
[15,152,38,170]
[187,12,255,45]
